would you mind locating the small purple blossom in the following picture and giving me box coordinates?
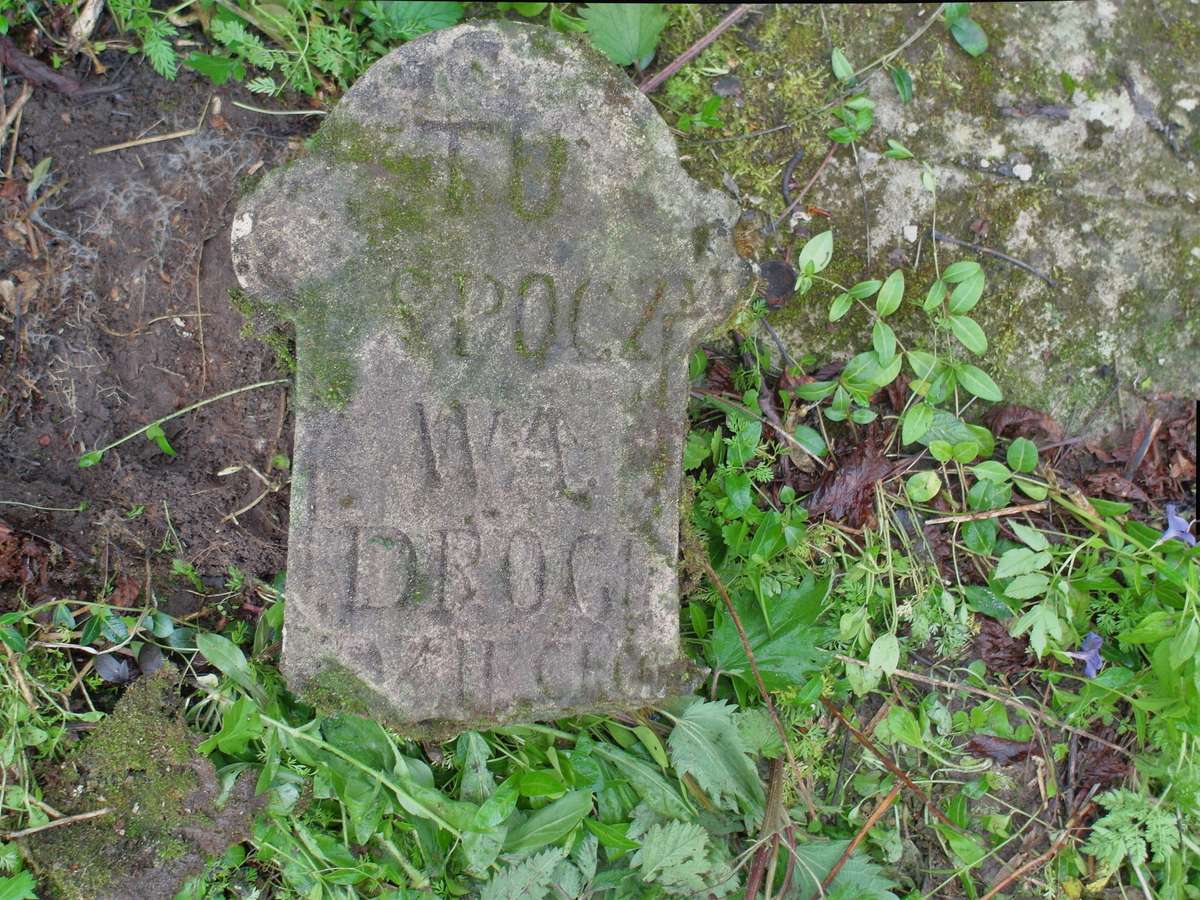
[1156,504,1197,548]
[1064,632,1104,678]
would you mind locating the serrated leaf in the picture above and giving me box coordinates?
[1004,572,1050,599]
[666,699,764,814]
[480,847,565,900]
[630,821,712,893]
[876,269,904,316]
[788,839,899,898]
[948,314,987,354]
[580,3,669,69]
[1009,522,1049,551]
[995,548,1051,579]
[956,364,1002,401]
[366,1,465,40]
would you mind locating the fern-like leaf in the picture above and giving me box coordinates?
[480,847,565,900]
[631,821,712,894]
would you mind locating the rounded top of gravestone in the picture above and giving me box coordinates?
[231,20,746,342]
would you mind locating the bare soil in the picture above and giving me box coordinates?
[1,58,316,601]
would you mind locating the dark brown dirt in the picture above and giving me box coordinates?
[1,58,317,594]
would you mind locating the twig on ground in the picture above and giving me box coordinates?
[930,228,1059,287]
[231,100,327,117]
[639,5,755,94]
[924,501,1048,524]
[774,141,838,231]
[1122,417,1161,481]
[692,388,829,469]
[813,782,902,899]
[696,554,817,818]
[0,81,33,160]
[836,655,1133,756]
[979,787,1099,900]
[193,248,208,392]
[850,4,948,80]
[820,697,955,828]
[92,95,212,155]
[0,35,83,94]
[4,806,113,840]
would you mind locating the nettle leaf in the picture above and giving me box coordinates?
[580,3,669,69]
[364,1,465,41]
[480,846,565,900]
[995,547,1051,579]
[789,839,900,899]
[666,699,764,815]
[631,821,712,893]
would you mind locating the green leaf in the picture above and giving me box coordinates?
[788,839,900,898]
[630,821,712,893]
[580,3,669,69]
[942,260,981,283]
[884,137,913,160]
[548,5,587,32]
[182,52,245,86]
[887,706,922,747]
[145,422,176,457]
[666,698,764,814]
[364,1,465,41]
[827,125,856,144]
[712,574,831,691]
[956,364,1002,401]
[876,270,904,316]
[503,790,593,852]
[902,402,933,445]
[683,430,711,471]
[0,871,37,900]
[1009,522,1049,551]
[848,279,882,299]
[923,279,947,311]
[905,470,941,503]
[950,15,988,56]
[584,817,641,850]
[78,450,104,468]
[995,548,1051,579]
[481,847,565,900]
[971,460,1010,482]
[0,626,25,653]
[195,632,265,704]
[1014,476,1048,500]
[1006,437,1039,473]
[1004,572,1050,599]
[868,633,900,675]
[797,230,833,274]
[829,292,854,322]
[872,319,896,362]
[498,1,548,14]
[948,314,987,354]
[830,47,854,82]
[590,744,691,820]
[793,424,827,457]
[795,380,836,401]
[519,769,568,798]
[948,271,985,313]
[889,66,912,103]
[942,2,969,24]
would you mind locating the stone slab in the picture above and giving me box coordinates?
[231,21,748,733]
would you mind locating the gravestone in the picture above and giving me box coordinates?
[231,21,748,733]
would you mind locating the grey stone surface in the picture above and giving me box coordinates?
[231,21,748,732]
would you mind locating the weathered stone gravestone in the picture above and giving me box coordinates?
[231,21,747,733]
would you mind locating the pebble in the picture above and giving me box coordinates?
[903,224,919,242]
[1013,163,1034,181]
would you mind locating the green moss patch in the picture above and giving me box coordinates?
[21,668,257,900]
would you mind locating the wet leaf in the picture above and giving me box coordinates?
[975,615,1030,671]
[137,642,164,674]
[94,651,135,683]
[965,734,1038,765]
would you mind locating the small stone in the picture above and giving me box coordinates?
[1013,163,1034,181]
[712,75,742,98]
[980,158,991,168]
[1177,97,1198,112]
[1191,246,1200,259]
[232,23,748,734]
[903,223,919,242]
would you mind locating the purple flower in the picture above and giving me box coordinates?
[1156,504,1197,548]
[1064,632,1104,678]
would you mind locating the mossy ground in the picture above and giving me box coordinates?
[21,668,255,900]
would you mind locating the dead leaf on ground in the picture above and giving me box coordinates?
[109,574,142,608]
[807,429,893,528]
[1082,470,1150,502]
[966,734,1040,765]
[986,404,1064,443]
[975,615,1032,674]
